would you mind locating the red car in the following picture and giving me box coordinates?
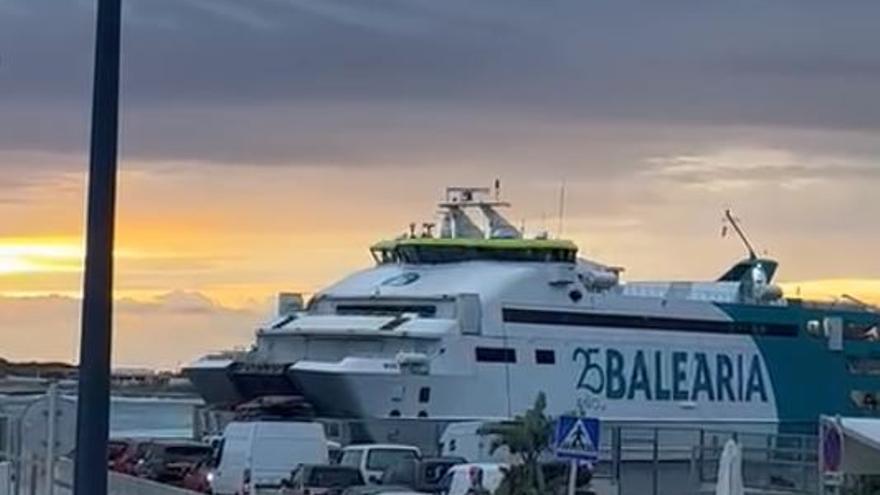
[109,439,150,475]
[181,460,214,493]
[108,439,129,469]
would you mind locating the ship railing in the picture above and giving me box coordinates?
[689,428,817,495]
[579,424,817,495]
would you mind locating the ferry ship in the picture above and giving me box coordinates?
[186,185,880,428]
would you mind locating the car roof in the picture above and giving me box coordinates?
[420,456,464,463]
[449,463,508,472]
[301,464,359,470]
[148,439,208,447]
[343,444,420,451]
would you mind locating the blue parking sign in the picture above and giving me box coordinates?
[554,416,600,461]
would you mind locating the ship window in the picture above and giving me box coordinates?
[503,308,799,337]
[392,245,576,264]
[845,322,879,341]
[535,349,555,365]
[336,304,436,318]
[851,391,880,411]
[848,358,880,375]
[475,347,516,363]
[419,387,431,403]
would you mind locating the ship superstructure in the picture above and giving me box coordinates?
[186,185,880,427]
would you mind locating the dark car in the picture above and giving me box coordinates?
[181,459,214,493]
[342,487,415,495]
[110,439,151,475]
[540,460,592,492]
[107,439,130,468]
[378,457,466,494]
[135,440,213,483]
[283,464,365,495]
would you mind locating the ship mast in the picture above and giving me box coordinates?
[439,185,520,239]
[724,209,757,260]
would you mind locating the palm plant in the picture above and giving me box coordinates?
[479,393,553,495]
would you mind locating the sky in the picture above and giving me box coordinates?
[1,0,880,368]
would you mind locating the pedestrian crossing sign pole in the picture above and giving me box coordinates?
[554,415,600,495]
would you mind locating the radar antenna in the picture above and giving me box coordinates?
[723,209,757,260]
[556,179,566,238]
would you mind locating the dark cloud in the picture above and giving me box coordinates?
[646,153,880,187]
[3,0,880,165]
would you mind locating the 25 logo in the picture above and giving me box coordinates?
[573,347,604,394]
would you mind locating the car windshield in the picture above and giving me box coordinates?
[366,449,418,471]
[308,467,363,487]
[340,450,363,468]
[424,461,458,484]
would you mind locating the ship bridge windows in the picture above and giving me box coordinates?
[371,245,576,265]
[335,303,437,318]
[324,297,457,319]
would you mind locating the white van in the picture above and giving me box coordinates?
[339,444,421,483]
[439,421,512,463]
[210,421,328,495]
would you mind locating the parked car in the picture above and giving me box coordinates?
[379,457,465,493]
[135,440,213,483]
[339,444,421,483]
[343,488,421,495]
[107,439,130,469]
[539,460,593,494]
[439,422,512,464]
[181,459,215,493]
[328,440,343,464]
[438,463,506,495]
[211,421,328,495]
[282,464,365,495]
[439,461,593,495]
[109,439,151,475]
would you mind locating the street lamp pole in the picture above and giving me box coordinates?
[73,0,122,494]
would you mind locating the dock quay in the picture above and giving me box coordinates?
[3,389,874,495]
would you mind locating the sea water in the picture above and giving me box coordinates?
[110,396,201,439]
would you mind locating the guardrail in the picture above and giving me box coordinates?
[583,425,818,495]
[690,430,817,495]
[55,458,201,495]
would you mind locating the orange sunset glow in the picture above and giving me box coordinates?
[3,2,880,369]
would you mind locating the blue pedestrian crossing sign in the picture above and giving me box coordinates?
[554,416,600,461]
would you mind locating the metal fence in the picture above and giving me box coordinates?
[0,387,76,495]
[691,429,817,494]
[0,395,826,495]
[193,407,821,495]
